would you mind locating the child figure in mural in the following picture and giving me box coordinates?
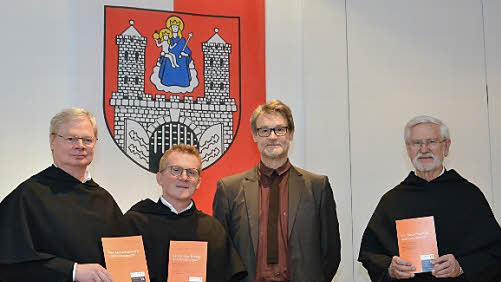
[153,28,179,68]
[152,16,193,88]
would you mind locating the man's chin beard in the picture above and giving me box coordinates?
[263,149,287,160]
[415,164,437,172]
[413,158,441,172]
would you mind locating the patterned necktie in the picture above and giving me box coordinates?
[267,170,280,264]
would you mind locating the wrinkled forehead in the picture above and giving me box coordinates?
[409,123,441,140]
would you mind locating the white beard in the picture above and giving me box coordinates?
[412,152,442,172]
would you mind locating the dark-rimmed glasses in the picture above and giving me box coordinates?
[256,127,288,137]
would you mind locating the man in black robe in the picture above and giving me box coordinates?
[0,108,124,282]
[124,144,247,282]
[359,115,501,282]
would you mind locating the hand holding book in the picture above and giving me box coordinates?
[75,263,114,282]
[388,256,416,279]
[431,254,463,278]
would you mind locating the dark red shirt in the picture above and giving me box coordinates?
[255,160,291,282]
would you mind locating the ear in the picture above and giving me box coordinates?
[156,172,163,186]
[252,132,258,143]
[195,177,201,190]
[49,134,56,151]
[443,139,451,157]
[405,143,413,159]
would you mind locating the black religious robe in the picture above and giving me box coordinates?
[124,199,247,282]
[0,166,124,282]
[358,169,501,282]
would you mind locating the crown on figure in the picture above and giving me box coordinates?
[170,19,180,26]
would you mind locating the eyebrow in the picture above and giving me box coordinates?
[258,124,288,127]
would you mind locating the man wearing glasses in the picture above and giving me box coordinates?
[0,108,124,282]
[124,144,247,282]
[213,100,341,282]
[359,115,501,282]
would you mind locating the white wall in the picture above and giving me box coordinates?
[484,0,501,223]
[0,1,72,200]
[1,1,499,282]
[302,2,353,282]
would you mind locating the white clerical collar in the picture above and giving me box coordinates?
[439,166,446,177]
[53,164,92,183]
[160,196,193,214]
[414,166,446,182]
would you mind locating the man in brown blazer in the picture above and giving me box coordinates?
[213,100,341,282]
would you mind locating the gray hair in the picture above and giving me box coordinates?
[50,108,98,138]
[404,115,450,143]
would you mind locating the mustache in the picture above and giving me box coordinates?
[416,152,436,159]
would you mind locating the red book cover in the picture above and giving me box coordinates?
[396,216,439,273]
[167,241,208,282]
[102,236,150,282]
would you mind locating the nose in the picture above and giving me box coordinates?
[268,130,279,139]
[178,170,189,181]
[418,143,430,152]
[73,139,85,148]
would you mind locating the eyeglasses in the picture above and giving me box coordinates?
[54,134,96,146]
[163,165,200,180]
[256,127,288,137]
[408,139,444,149]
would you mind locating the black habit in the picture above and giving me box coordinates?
[124,199,247,282]
[0,166,124,282]
[358,169,501,282]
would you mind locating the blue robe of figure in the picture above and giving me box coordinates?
[159,37,192,87]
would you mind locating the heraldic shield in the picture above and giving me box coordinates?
[104,6,241,173]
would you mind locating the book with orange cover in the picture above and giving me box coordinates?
[102,236,150,282]
[395,216,439,273]
[167,241,208,282]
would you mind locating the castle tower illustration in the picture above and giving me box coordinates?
[116,20,146,98]
[110,21,237,172]
[202,28,231,102]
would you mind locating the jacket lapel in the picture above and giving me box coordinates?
[243,167,260,253]
[288,166,304,239]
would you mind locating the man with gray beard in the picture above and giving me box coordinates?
[358,115,501,282]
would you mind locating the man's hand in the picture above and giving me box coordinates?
[388,256,416,279]
[75,263,113,282]
[432,254,462,278]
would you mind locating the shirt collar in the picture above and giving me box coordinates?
[259,159,292,177]
[160,196,193,214]
[414,166,446,176]
[83,170,92,182]
[413,166,446,181]
[439,166,446,176]
[53,164,92,183]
